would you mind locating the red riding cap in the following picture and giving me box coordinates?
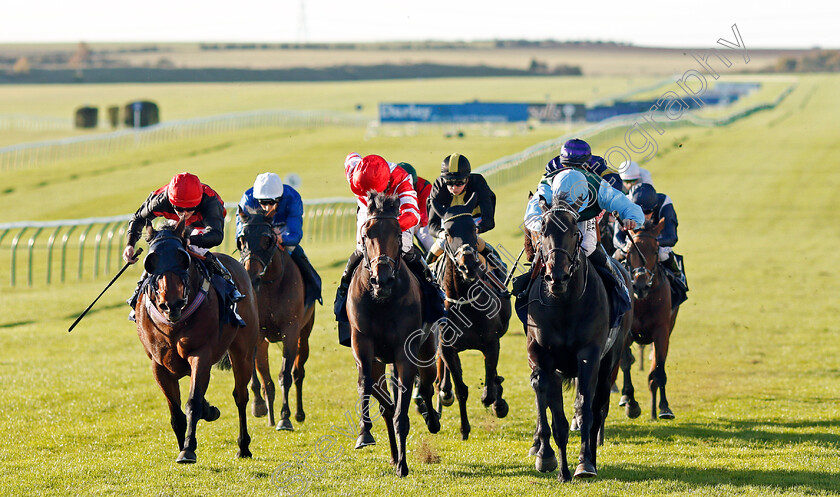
[351,155,390,193]
[167,172,203,208]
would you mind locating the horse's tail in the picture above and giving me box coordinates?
[215,351,232,371]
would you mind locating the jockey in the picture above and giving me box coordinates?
[614,183,687,301]
[236,172,322,307]
[123,172,244,320]
[520,167,644,328]
[396,162,435,252]
[334,153,445,346]
[426,153,502,270]
[544,140,622,192]
[618,160,654,193]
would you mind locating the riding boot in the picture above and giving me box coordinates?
[588,244,631,329]
[290,245,323,306]
[126,271,149,322]
[404,246,446,323]
[335,249,363,347]
[662,251,688,292]
[205,252,245,303]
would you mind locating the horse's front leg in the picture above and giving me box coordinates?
[574,346,600,479]
[546,371,571,482]
[393,359,417,477]
[619,344,641,418]
[276,337,299,431]
[530,366,557,474]
[415,331,441,434]
[482,339,508,418]
[293,318,313,423]
[354,343,377,450]
[253,339,276,426]
[178,353,213,464]
[152,362,186,454]
[650,327,674,420]
[441,345,470,440]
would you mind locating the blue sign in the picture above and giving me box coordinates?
[379,102,530,123]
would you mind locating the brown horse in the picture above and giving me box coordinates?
[347,191,440,477]
[135,218,260,463]
[525,196,627,481]
[619,219,681,420]
[435,204,512,440]
[237,210,315,431]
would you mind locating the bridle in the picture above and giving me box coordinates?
[626,230,660,292]
[238,220,279,283]
[539,204,583,278]
[360,214,401,279]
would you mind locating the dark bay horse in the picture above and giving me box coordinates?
[237,210,315,431]
[619,219,681,420]
[135,218,260,463]
[525,196,626,481]
[347,191,440,477]
[435,204,512,440]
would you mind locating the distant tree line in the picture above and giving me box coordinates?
[762,50,840,73]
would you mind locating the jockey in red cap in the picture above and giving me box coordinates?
[334,153,443,346]
[123,172,244,321]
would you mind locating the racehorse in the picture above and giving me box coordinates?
[525,195,626,481]
[134,218,260,463]
[619,219,681,420]
[435,204,512,440]
[237,210,315,431]
[347,191,440,477]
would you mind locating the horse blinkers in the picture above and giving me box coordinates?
[145,235,192,323]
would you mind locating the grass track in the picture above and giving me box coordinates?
[0,74,838,496]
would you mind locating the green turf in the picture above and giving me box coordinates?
[0,74,838,496]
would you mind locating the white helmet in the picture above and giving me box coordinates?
[618,161,641,181]
[253,172,284,199]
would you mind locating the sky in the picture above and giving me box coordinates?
[1,0,837,49]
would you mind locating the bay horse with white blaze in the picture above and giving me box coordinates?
[435,203,512,440]
[347,191,440,477]
[619,219,681,420]
[134,218,260,463]
[526,196,626,481]
[237,210,314,431]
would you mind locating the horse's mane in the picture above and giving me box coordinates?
[366,191,400,218]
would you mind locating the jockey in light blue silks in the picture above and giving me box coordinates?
[516,166,644,328]
[237,172,322,307]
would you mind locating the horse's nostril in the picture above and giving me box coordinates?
[159,303,168,311]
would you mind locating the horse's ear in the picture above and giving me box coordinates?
[538,195,549,212]
[528,191,533,200]
[144,252,158,273]
[174,216,187,239]
[144,222,155,243]
[238,206,247,219]
[366,190,378,206]
[652,217,665,236]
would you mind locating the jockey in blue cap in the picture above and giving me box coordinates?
[614,182,687,306]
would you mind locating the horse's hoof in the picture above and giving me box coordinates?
[176,450,196,464]
[440,390,455,407]
[276,419,294,431]
[574,461,597,479]
[295,411,306,423]
[558,469,573,482]
[203,406,221,422]
[424,409,441,434]
[626,401,642,419]
[460,431,469,441]
[535,455,558,473]
[659,408,675,420]
[252,400,268,418]
[236,448,252,459]
[618,395,630,407]
[570,417,581,432]
[491,398,509,419]
[355,432,375,449]
[396,462,409,478]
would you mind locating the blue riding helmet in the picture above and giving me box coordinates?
[559,138,592,166]
[629,183,658,213]
[550,169,592,213]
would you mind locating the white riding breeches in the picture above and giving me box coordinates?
[658,246,672,261]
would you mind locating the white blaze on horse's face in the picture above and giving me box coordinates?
[156,274,188,323]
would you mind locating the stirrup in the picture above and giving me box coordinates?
[231,288,245,303]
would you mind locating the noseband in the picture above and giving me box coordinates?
[360,214,401,277]
[239,222,279,282]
